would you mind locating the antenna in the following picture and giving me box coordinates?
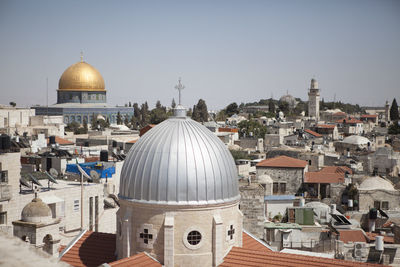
[80,51,84,62]
[46,77,49,118]
[174,77,185,105]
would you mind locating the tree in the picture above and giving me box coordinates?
[225,102,238,117]
[128,101,132,107]
[141,102,150,126]
[116,112,122,125]
[150,108,168,124]
[390,98,399,122]
[268,99,275,113]
[237,120,267,138]
[171,98,176,109]
[156,100,162,109]
[133,103,141,121]
[9,102,16,107]
[124,115,129,126]
[192,99,208,122]
[91,113,98,130]
[83,118,88,133]
[388,121,400,134]
[278,100,289,114]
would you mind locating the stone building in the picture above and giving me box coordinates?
[308,78,320,121]
[116,106,243,267]
[357,176,400,211]
[12,197,61,255]
[256,155,308,195]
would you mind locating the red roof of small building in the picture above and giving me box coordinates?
[316,124,336,129]
[338,229,368,243]
[333,112,346,116]
[47,136,74,145]
[219,127,239,133]
[361,114,378,118]
[139,124,156,137]
[336,118,363,124]
[242,231,271,252]
[220,246,383,267]
[126,139,138,144]
[60,231,116,267]
[320,166,353,175]
[304,172,345,184]
[365,232,394,244]
[108,252,161,267]
[304,129,323,138]
[256,156,307,169]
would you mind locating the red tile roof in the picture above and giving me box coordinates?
[60,231,116,267]
[365,232,394,244]
[139,124,156,136]
[304,172,344,184]
[242,231,271,252]
[333,112,346,116]
[47,136,74,145]
[304,129,323,138]
[338,229,368,243]
[220,247,383,267]
[256,156,307,169]
[316,124,336,129]
[361,114,378,118]
[320,166,353,175]
[126,139,138,144]
[219,127,239,133]
[109,252,161,267]
[336,118,363,124]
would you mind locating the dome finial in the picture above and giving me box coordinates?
[80,51,84,62]
[174,77,185,105]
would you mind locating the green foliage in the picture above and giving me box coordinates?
[150,101,168,124]
[9,101,16,107]
[116,112,122,125]
[229,150,251,161]
[388,122,400,134]
[237,120,267,138]
[225,102,239,117]
[171,98,176,109]
[390,98,399,121]
[268,99,275,113]
[278,100,289,114]
[66,121,87,134]
[124,115,129,126]
[192,99,208,122]
[141,102,150,126]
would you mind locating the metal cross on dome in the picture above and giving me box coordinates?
[174,77,185,105]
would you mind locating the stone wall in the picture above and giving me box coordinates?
[239,183,265,239]
[358,189,400,211]
[256,167,305,195]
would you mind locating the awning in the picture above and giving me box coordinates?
[41,195,64,204]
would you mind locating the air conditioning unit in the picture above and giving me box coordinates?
[354,242,368,260]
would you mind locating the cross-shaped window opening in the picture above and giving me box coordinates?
[228,225,235,240]
[139,228,153,244]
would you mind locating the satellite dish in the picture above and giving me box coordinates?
[90,170,100,182]
[49,168,58,177]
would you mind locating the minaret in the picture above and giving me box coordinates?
[385,100,390,123]
[308,78,320,121]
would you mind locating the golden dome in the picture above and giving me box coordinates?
[58,61,105,91]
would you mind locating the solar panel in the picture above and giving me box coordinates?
[331,213,351,225]
[45,171,58,184]
[27,173,43,186]
[378,209,389,219]
[20,178,30,187]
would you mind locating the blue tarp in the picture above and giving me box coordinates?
[66,162,115,178]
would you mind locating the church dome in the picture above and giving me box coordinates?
[21,198,52,224]
[58,61,105,91]
[359,176,395,191]
[279,94,297,108]
[119,110,240,205]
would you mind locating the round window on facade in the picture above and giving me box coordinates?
[187,230,201,246]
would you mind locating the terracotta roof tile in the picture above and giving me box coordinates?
[316,124,336,129]
[60,231,116,267]
[338,229,368,243]
[242,231,271,252]
[47,136,74,145]
[220,247,384,267]
[219,127,239,133]
[336,118,363,124]
[256,156,307,169]
[361,114,378,118]
[126,139,138,144]
[320,166,353,175]
[109,252,161,267]
[304,172,344,184]
[304,129,323,137]
[333,112,346,116]
[365,232,394,244]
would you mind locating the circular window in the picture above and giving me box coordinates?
[187,231,202,245]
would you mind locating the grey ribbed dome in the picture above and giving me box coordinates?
[119,115,240,205]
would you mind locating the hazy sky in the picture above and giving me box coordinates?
[0,0,399,110]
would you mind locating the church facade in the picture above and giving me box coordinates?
[33,56,134,125]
